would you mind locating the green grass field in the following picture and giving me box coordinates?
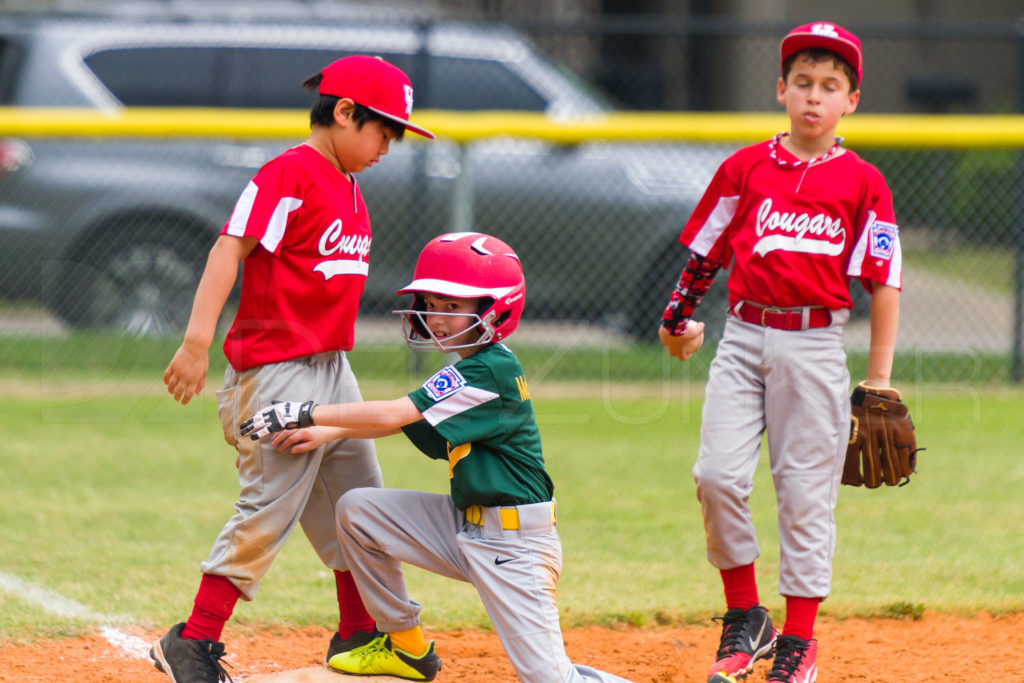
[0,329,1016,385]
[2,332,1023,643]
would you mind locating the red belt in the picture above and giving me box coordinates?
[732,302,832,331]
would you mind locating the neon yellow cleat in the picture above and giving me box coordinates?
[327,634,442,681]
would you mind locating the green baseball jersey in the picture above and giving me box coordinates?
[402,343,554,510]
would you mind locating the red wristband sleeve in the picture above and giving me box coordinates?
[661,252,720,335]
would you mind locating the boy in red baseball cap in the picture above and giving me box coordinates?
[780,21,862,86]
[315,55,435,140]
[660,21,904,683]
[153,55,433,683]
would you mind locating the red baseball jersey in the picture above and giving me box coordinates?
[681,138,902,310]
[221,144,371,371]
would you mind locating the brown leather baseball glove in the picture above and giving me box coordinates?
[843,382,921,488]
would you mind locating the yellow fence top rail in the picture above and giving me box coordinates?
[0,107,1022,148]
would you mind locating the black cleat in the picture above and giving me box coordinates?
[150,622,233,683]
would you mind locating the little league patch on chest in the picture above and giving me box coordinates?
[423,365,467,401]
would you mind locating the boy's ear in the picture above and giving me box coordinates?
[844,88,861,116]
[333,98,355,126]
[776,76,787,106]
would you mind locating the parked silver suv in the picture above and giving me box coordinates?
[0,8,726,337]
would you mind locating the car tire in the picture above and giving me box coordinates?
[47,219,209,336]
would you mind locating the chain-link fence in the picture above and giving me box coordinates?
[518,16,1023,115]
[0,9,1021,384]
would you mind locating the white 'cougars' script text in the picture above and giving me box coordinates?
[752,199,846,257]
[313,219,371,280]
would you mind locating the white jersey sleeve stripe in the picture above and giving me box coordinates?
[260,197,304,253]
[885,237,903,287]
[224,182,304,253]
[225,181,258,237]
[421,386,500,426]
[689,195,739,257]
[846,209,875,278]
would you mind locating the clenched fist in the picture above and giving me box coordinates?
[659,321,705,361]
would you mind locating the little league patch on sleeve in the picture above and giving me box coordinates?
[423,365,466,401]
[869,220,897,260]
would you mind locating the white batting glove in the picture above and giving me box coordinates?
[240,401,316,440]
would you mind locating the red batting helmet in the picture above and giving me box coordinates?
[394,232,526,350]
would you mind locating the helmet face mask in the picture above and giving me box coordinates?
[397,307,494,352]
[393,232,525,351]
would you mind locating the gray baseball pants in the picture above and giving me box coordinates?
[204,350,384,600]
[336,488,634,683]
[693,311,850,598]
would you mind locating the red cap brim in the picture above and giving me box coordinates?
[367,105,435,139]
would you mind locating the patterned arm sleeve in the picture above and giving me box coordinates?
[661,252,720,336]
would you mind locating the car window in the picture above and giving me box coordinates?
[83,44,548,111]
[84,47,222,106]
[0,37,25,105]
[224,47,336,109]
[226,49,548,111]
[426,56,546,111]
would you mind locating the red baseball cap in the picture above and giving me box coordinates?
[780,22,862,85]
[319,55,434,139]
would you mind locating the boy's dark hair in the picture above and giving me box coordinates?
[781,47,859,92]
[302,72,406,140]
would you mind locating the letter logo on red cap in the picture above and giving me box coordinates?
[404,85,414,116]
[810,23,840,39]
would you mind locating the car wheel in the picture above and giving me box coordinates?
[49,223,207,336]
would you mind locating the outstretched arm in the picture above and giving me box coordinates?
[312,397,423,431]
[271,425,404,454]
[241,397,423,441]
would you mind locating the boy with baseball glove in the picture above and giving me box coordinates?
[659,22,920,683]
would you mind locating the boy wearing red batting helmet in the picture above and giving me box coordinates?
[659,22,902,683]
[153,56,434,683]
[242,232,635,683]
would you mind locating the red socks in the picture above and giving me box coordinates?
[181,574,242,642]
[335,569,375,639]
[720,563,759,611]
[720,564,821,640]
[178,571,372,642]
[782,595,820,642]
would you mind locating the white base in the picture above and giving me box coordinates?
[249,667,409,682]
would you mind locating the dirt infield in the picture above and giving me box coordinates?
[1,613,1020,682]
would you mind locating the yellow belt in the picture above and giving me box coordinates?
[465,503,555,530]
